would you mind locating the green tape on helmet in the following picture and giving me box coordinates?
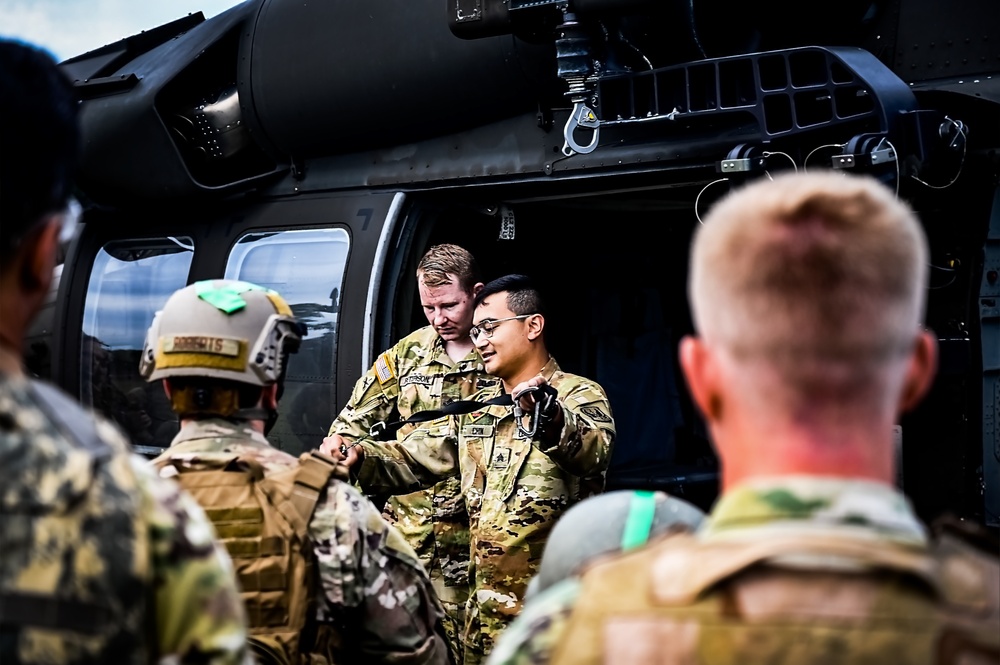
[195,280,271,314]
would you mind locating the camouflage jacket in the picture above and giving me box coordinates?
[165,418,453,664]
[330,326,488,594]
[0,374,250,665]
[486,476,1000,665]
[357,357,616,658]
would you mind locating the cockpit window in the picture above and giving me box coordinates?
[224,228,349,455]
[81,237,195,455]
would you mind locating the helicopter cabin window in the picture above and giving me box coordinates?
[81,236,195,455]
[224,228,349,456]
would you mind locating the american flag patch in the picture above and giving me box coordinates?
[375,353,395,384]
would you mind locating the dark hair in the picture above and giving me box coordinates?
[474,274,547,317]
[0,40,80,263]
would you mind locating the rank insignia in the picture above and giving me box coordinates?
[492,447,511,468]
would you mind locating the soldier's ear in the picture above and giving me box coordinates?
[679,336,723,424]
[471,282,485,297]
[898,330,937,414]
[262,383,280,410]
[525,313,544,340]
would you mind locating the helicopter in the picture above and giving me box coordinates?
[28,0,1000,528]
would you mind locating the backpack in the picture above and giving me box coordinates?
[1,379,149,664]
[152,447,349,665]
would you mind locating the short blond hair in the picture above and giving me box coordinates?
[689,172,928,391]
[417,244,481,291]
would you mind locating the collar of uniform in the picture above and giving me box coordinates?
[170,417,271,450]
[427,331,482,372]
[0,345,24,377]
[538,356,561,382]
[701,475,928,548]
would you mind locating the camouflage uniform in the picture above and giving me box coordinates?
[356,357,615,665]
[486,476,1000,665]
[331,325,484,656]
[165,417,453,664]
[0,371,250,665]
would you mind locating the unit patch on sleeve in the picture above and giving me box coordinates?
[580,405,613,423]
[375,353,395,385]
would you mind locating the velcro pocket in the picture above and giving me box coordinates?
[486,438,530,504]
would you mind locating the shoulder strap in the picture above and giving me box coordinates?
[289,451,349,528]
[27,380,112,461]
[650,532,942,605]
[620,490,658,551]
[370,393,513,439]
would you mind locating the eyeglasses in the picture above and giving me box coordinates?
[469,314,536,341]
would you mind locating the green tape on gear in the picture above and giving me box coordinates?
[620,490,657,551]
[195,280,271,314]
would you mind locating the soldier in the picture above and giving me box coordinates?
[321,243,485,661]
[523,489,706,601]
[487,172,1000,665]
[0,39,250,664]
[331,274,616,664]
[143,278,452,664]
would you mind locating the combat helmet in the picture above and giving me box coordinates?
[139,279,306,417]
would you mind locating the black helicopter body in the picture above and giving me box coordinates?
[32,0,1000,527]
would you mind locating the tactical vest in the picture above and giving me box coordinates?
[1,380,149,663]
[153,448,350,665]
[551,528,1000,665]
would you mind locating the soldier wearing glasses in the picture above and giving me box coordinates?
[331,274,615,665]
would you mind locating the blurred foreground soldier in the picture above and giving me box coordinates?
[332,275,615,664]
[323,244,484,660]
[0,39,250,664]
[143,279,452,664]
[523,489,706,601]
[488,172,1000,665]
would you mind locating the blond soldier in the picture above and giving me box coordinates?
[331,275,615,665]
[487,172,1000,665]
[0,39,250,665]
[322,244,486,660]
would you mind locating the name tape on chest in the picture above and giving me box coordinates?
[461,424,495,438]
[375,353,395,385]
[400,374,436,388]
[580,405,612,423]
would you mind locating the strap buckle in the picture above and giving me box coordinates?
[369,421,388,440]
